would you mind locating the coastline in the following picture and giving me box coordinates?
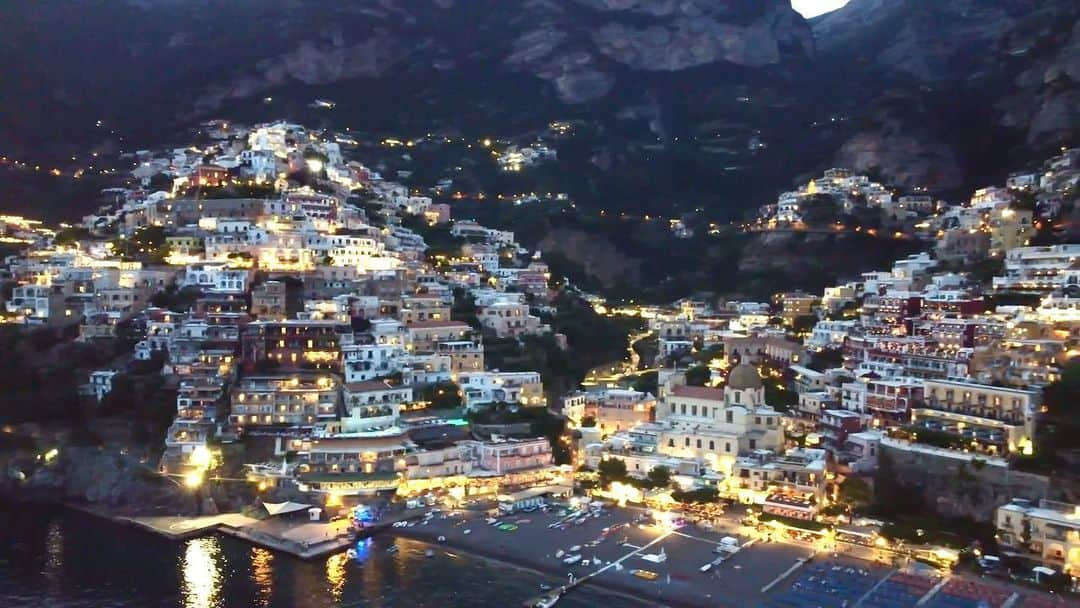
[388,527,706,608]
[63,502,354,560]
[59,501,683,606]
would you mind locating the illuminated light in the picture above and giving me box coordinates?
[189,445,213,469]
[182,537,222,608]
[184,471,204,489]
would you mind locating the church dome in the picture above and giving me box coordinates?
[727,361,763,391]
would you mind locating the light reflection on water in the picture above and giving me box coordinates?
[251,547,274,607]
[181,537,222,608]
[44,520,63,589]
[0,509,648,608]
[325,550,348,602]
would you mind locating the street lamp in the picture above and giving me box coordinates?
[184,470,204,489]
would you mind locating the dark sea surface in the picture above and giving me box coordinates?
[0,506,648,608]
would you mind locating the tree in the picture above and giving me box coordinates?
[597,458,628,488]
[423,381,462,409]
[581,415,597,428]
[646,465,672,489]
[837,476,873,512]
[672,487,718,504]
[54,227,91,247]
[809,347,844,372]
[632,371,658,395]
[791,314,818,336]
[684,365,711,387]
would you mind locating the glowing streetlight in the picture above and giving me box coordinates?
[184,471,204,489]
[189,445,212,469]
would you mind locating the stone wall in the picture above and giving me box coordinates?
[881,443,1053,522]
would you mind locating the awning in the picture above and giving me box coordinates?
[263,501,312,516]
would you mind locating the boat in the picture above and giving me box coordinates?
[569,545,581,552]
[699,563,713,573]
[386,546,398,554]
[555,549,565,558]
[345,548,358,560]
[463,529,471,535]
[437,535,447,542]
[425,549,435,558]
[563,554,582,565]
[632,569,659,581]
[539,584,552,591]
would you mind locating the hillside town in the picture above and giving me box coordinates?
[2,120,1079,604]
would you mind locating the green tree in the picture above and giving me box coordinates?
[423,382,462,409]
[581,415,597,428]
[837,476,873,512]
[791,314,818,336]
[684,365,711,387]
[54,227,92,247]
[646,465,672,489]
[671,487,718,504]
[597,458,628,488]
[632,371,658,395]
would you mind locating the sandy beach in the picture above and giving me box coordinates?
[383,505,831,608]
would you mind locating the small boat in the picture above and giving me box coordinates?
[425,549,435,558]
[569,545,581,552]
[632,569,659,581]
[437,536,447,543]
[386,546,398,554]
[445,552,459,558]
[539,584,552,591]
[563,554,582,565]
[555,549,565,558]
[463,529,471,535]
[345,548,358,559]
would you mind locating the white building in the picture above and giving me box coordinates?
[993,245,1080,292]
[653,363,784,477]
[88,369,119,402]
[341,381,411,432]
[341,320,408,383]
[182,263,247,293]
[457,371,545,410]
[996,499,1080,579]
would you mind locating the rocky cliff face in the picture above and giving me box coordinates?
[185,0,814,108]
[0,0,1075,218]
[814,0,1080,190]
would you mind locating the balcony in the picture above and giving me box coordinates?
[919,398,1024,425]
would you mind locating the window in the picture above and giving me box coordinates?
[725,411,733,423]
[709,440,715,450]
[668,439,674,448]
[725,443,731,453]
[749,439,756,450]
[696,439,702,449]
[684,438,690,447]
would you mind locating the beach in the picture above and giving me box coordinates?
[385,505,826,608]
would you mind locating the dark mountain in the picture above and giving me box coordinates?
[814,0,1080,189]
[0,0,1076,219]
